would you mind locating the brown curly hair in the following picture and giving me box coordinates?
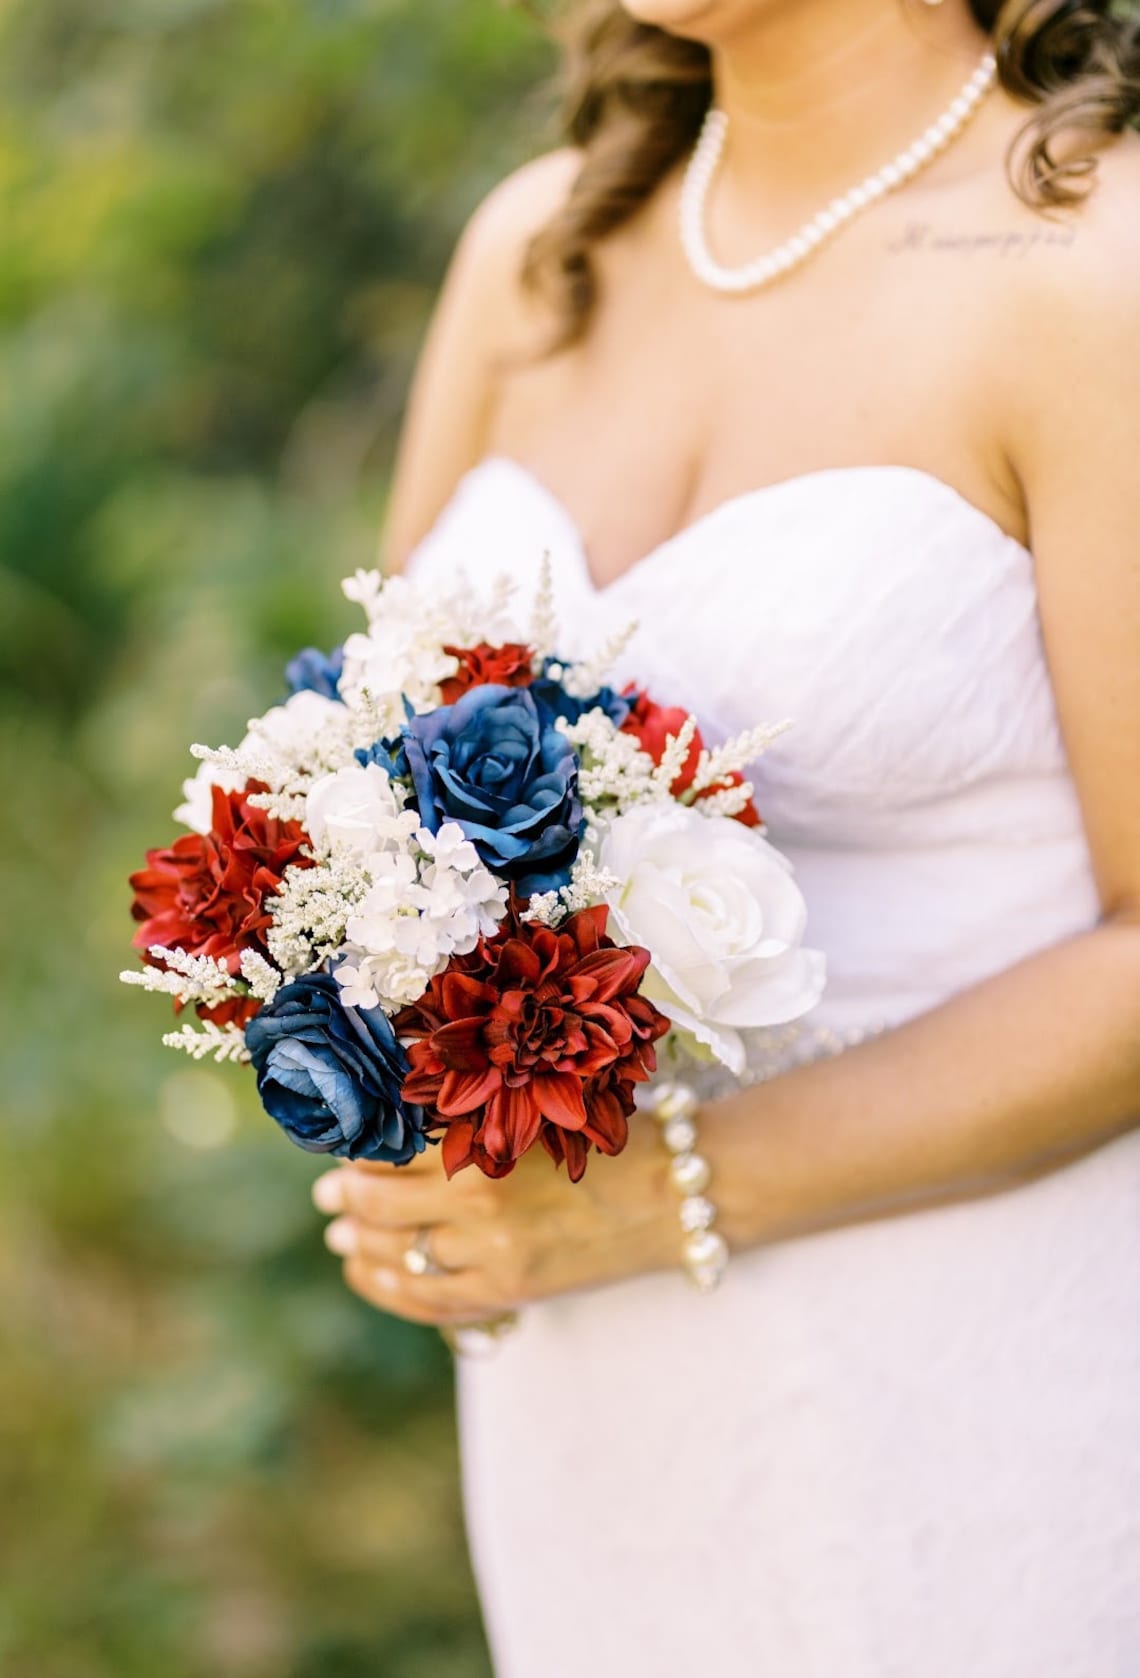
[520,0,1140,350]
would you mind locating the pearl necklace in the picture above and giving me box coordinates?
[680,50,997,294]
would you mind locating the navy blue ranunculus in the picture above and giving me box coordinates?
[402,683,583,895]
[529,658,631,730]
[245,972,427,1164]
[285,644,344,700]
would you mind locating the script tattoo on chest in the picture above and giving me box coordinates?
[886,219,1078,258]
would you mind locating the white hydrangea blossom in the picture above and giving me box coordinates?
[336,824,508,1011]
[337,569,486,734]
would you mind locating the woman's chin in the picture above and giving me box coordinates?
[617,0,741,39]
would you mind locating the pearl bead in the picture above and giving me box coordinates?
[653,1083,699,1124]
[680,1194,717,1233]
[663,1115,698,1155]
[670,1152,712,1195]
[683,1230,730,1290]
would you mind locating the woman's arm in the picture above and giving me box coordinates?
[378,147,581,573]
[708,913,1140,1251]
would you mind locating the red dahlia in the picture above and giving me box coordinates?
[621,689,761,827]
[129,781,312,1024]
[394,905,670,1182]
[439,641,536,704]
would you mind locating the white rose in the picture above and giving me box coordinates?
[598,802,826,1075]
[305,763,418,856]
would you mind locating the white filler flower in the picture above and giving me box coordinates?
[598,802,826,1075]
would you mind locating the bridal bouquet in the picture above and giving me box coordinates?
[123,563,825,1181]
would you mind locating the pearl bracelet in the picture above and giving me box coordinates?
[649,1081,730,1292]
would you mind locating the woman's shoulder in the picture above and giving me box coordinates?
[453,146,584,346]
[378,149,582,569]
[989,126,1140,307]
[467,146,584,245]
[971,125,1140,460]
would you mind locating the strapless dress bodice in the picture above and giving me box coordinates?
[406,455,1101,1034]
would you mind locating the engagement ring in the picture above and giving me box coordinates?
[402,1225,449,1278]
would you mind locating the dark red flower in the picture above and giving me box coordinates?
[129,781,313,1024]
[620,688,761,827]
[394,905,670,1182]
[439,641,536,704]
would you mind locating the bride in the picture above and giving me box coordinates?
[310,1,1140,1671]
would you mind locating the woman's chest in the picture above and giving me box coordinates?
[487,182,1030,585]
[407,459,1067,847]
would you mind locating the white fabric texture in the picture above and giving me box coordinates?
[405,455,1140,1678]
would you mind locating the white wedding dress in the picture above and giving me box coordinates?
[405,455,1140,1678]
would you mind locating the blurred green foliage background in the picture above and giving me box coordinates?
[0,3,556,1672]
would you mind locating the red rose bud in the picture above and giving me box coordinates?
[394,904,670,1182]
[621,688,761,827]
[129,781,313,1023]
[439,641,536,704]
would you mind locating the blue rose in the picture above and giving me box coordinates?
[402,683,583,895]
[244,972,427,1164]
[286,644,344,700]
[530,658,631,729]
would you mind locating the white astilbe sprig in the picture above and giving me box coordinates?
[243,696,358,787]
[162,1022,251,1064]
[689,780,759,821]
[244,787,309,821]
[267,855,372,978]
[557,709,659,814]
[689,718,793,794]
[238,949,283,1005]
[345,686,398,754]
[190,739,277,783]
[119,945,243,1009]
[188,691,358,816]
[438,568,522,648]
[559,619,638,700]
[520,851,622,927]
[529,551,557,661]
[649,714,699,800]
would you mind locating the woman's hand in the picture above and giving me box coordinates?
[311,1117,679,1327]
